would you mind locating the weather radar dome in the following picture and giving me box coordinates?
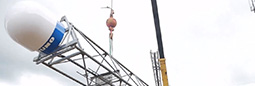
[5,1,65,54]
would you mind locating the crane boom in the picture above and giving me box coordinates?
[151,0,169,86]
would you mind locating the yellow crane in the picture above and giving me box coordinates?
[151,0,169,86]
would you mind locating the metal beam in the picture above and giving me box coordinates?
[42,62,86,86]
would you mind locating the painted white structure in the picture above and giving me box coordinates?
[5,1,65,54]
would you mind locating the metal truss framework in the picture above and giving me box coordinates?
[250,0,255,12]
[150,51,162,86]
[33,16,148,86]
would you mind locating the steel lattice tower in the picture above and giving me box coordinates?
[150,51,162,86]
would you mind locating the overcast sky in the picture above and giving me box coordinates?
[1,0,255,86]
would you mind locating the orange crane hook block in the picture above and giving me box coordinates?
[106,10,117,39]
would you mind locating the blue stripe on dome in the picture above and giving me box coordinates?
[39,22,65,54]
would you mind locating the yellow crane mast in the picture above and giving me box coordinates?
[151,0,169,86]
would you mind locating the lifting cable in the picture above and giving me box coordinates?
[109,37,113,55]
[106,0,116,56]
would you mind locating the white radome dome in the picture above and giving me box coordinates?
[5,1,65,54]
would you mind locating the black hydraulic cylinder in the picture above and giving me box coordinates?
[151,0,165,59]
